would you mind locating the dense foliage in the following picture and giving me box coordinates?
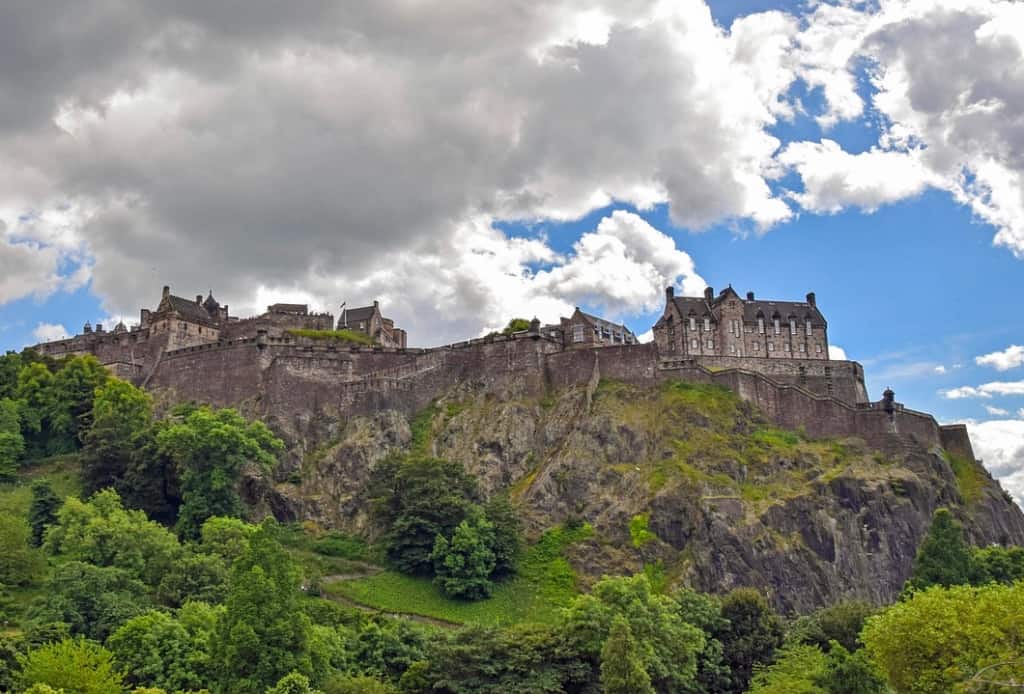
[1,348,1023,693]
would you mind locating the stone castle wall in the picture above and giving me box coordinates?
[141,334,970,461]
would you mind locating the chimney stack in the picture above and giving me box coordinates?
[806,292,816,307]
[665,286,675,301]
[196,295,203,305]
[746,291,755,301]
[704,286,714,303]
[162,285,170,299]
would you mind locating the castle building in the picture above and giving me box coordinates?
[653,286,829,360]
[339,301,407,349]
[542,308,637,349]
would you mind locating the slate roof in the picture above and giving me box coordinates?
[669,288,826,327]
[579,311,638,340]
[340,305,376,325]
[162,294,218,325]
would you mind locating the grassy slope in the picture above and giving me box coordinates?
[285,328,374,345]
[323,524,593,626]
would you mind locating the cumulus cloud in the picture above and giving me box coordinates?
[943,380,1024,399]
[32,322,68,342]
[0,0,798,339]
[985,405,1010,416]
[829,344,848,360]
[784,0,1024,256]
[976,344,1024,371]
[969,418,1024,507]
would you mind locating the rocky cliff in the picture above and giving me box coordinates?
[245,378,1024,614]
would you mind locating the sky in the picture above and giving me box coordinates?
[1,0,1023,504]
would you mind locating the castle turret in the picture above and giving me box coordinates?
[83,321,92,334]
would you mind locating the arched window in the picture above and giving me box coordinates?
[788,316,797,335]
[756,313,765,334]
[805,316,813,336]
[772,314,781,335]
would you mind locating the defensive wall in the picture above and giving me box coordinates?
[141,330,976,462]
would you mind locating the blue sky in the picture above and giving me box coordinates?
[1,0,1023,498]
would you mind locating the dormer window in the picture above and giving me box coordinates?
[757,317,765,334]
[703,317,711,332]
[773,318,780,335]
[789,318,797,335]
[689,316,696,331]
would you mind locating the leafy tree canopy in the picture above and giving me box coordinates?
[714,587,784,693]
[18,637,124,694]
[906,508,973,592]
[107,610,208,692]
[80,379,153,496]
[431,511,497,600]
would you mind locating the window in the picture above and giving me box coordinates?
[805,319,812,336]
[773,318,780,335]
[784,342,790,352]
[689,317,696,331]
[753,342,760,352]
[572,325,585,343]
[690,338,698,350]
[789,318,797,335]
[768,342,775,352]
[729,344,735,354]
[706,339,714,349]
[757,317,765,334]
[703,317,711,332]
[815,344,822,354]
[799,343,805,353]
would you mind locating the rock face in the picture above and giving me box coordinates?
[246,379,1024,614]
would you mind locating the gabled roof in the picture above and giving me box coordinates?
[341,305,376,325]
[668,289,826,327]
[159,294,218,325]
[575,309,637,339]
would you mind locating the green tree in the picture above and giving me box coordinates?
[906,508,973,591]
[199,516,256,564]
[30,562,151,641]
[44,489,182,587]
[107,610,207,691]
[48,356,109,453]
[600,616,654,694]
[714,588,784,693]
[815,645,887,694]
[346,618,428,684]
[18,637,125,694]
[157,406,282,539]
[562,574,704,693]
[786,600,876,654]
[15,362,56,456]
[369,456,478,575]
[0,397,24,480]
[862,581,1024,693]
[268,671,323,694]
[483,494,521,578]
[81,379,153,495]
[431,512,496,600]
[0,514,44,586]
[210,520,312,694]
[747,643,827,694]
[422,622,589,693]
[28,479,63,547]
[970,544,1024,584]
[0,351,23,401]
[156,551,228,607]
[322,674,394,694]
[674,587,730,693]
[120,416,181,525]
[500,318,532,335]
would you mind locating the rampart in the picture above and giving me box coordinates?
[142,331,974,462]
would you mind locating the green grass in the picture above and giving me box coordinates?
[629,513,656,548]
[286,328,374,345]
[0,455,82,518]
[324,523,593,626]
[945,451,985,504]
[277,523,380,578]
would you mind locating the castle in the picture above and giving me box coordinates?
[29,283,976,463]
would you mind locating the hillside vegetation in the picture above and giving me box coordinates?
[2,349,1024,692]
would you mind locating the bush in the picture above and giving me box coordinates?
[18,638,124,694]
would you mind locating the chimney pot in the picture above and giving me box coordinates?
[162,285,170,299]
[704,286,714,303]
[806,292,816,307]
[747,291,755,301]
[665,286,675,300]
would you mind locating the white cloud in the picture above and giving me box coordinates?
[985,405,1009,416]
[0,239,62,304]
[829,344,848,360]
[976,344,1024,371]
[969,418,1024,507]
[784,0,1024,257]
[934,365,947,374]
[943,380,1024,400]
[32,322,68,343]
[0,0,798,339]
[778,140,934,213]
